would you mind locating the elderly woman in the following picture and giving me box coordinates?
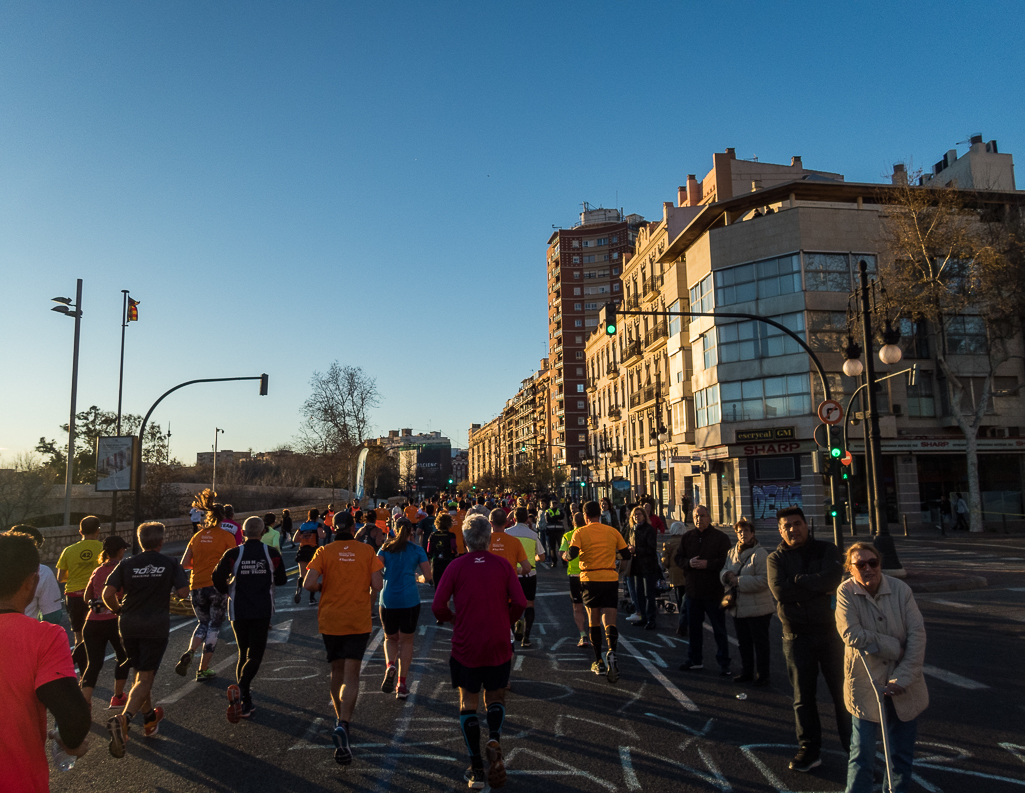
[720,519,774,685]
[836,542,928,793]
[625,506,661,629]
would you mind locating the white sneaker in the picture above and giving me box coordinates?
[626,613,644,623]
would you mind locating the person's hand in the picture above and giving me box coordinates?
[690,557,707,569]
[883,681,905,696]
[49,730,90,758]
[627,545,635,553]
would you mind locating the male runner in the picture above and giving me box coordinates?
[213,515,287,721]
[293,509,324,605]
[487,509,530,578]
[560,512,591,647]
[542,499,565,570]
[505,506,545,648]
[55,515,103,666]
[568,501,630,684]
[103,522,189,757]
[433,515,526,789]
[303,514,384,766]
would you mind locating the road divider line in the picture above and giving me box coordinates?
[618,746,642,791]
[922,664,989,690]
[157,655,237,706]
[267,619,292,644]
[360,629,384,674]
[704,623,740,647]
[619,635,698,712]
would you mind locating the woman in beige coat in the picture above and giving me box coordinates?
[835,542,928,793]
[720,519,775,685]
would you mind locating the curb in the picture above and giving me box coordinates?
[907,575,988,593]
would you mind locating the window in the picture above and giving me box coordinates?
[572,256,580,264]
[576,384,585,393]
[583,255,596,263]
[574,320,582,327]
[582,240,591,248]
[584,286,609,294]
[719,312,806,361]
[715,254,800,306]
[578,433,586,442]
[612,252,620,260]
[575,367,584,375]
[804,253,851,292]
[574,303,582,310]
[574,351,584,360]
[906,372,936,417]
[572,240,580,248]
[689,274,713,314]
[577,400,586,408]
[585,302,598,310]
[573,272,581,280]
[945,316,987,355]
[585,318,598,327]
[611,235,618,243]
[575,335,583,343]
[613,283,620,292]
[695,385,720,427]
[702,329,717,368]
[577,417,586,426]
[808,311,848,352]
[898,318,931,359]
[812,372,850,407]
[945,376,995,415]
[993,376,1019,397]
[602,254,609,261]
[612,267,620,275]
[721,374,811,421]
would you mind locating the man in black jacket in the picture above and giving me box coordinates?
[766,506,851,773]
[674,505,731,674]
[213,515,288,721]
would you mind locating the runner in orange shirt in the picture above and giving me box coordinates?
[303,515,384,766]
[487,509,530,577]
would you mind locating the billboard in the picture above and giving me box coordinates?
[96,436,135,492]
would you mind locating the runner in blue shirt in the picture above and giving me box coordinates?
[377,518,432,699]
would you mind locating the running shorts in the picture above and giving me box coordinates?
[380,604,421,635]
[323,632,371,662]
[122,636,169,672]
[568,576,583,604]
[518,575,537,601]
[449,656,511,694]
[296,545,316,564]
[66,594,88,633]
[581,580,619,610]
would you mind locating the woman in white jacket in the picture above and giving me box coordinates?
[720,519,775,686]
[835,542,928,793]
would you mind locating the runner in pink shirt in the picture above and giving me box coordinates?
[432,514,526,790]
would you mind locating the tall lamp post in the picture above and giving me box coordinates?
[51,280,83,528]
[649,374,669,521]
[580,457,594,502]
[212,428,225,492]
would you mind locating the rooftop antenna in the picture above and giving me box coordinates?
[956,133,982,146]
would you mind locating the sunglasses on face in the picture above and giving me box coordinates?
[854,558,880,570]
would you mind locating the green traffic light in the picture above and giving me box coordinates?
[606,323,617,335]
[579,482,586,488]
[830,447,842,458]
[829,505,839,518]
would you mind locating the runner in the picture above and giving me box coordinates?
[432,515,526,789]
[323,504,335,543]
[56,515,103,668]
[417,504,436,550]
[281,509,294,549]
[103,521,189,757]
[177,492,237,681]
[212,515,287,722]
[427,512,458,587]
[293,509,325,605]
[10,525,63,624]
[303,514,384,765]
[0,531,91,792]
[560,512,591,648]
[378,517,432,699]
[542,498,565,570]
[354,511,386,550]
[568,500,631,684]
[222,504,243,545]
[261,513,281,551]
[502,507,544,647]
[448,501,467,555]
[403,501,420,526]
[189,505,204,534]
[487,508,530,578]
[80,535,131,710]
[374,501,391,534]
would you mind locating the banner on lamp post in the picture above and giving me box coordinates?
[96,436,135,492]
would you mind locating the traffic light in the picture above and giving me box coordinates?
[599,302,617,336]
[259,373,269,396]
[828,502,839,519]
[579,481,586,488]
[448,478,454,485]
[829,443,842,460]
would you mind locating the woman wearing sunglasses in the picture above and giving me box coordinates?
[835,542,928,793]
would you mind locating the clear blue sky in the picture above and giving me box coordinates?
[2,1,1022,464]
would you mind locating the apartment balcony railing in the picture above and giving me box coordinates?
[608,406,622,421]
[586,377,598,394]
[622,338,643,363]
[624,294,641,311]
[606,361,619,378]
[644,321,668,349]
[629,385,657,410]
[642,274,663,302]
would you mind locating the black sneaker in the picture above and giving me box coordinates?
[678,660,703,671]
[789,747,821,772]
[332,722,352,766]
[605,650,619,685]
[240,697,255,718]
[513,619,525,642]
[381,665,397,694]
[464,764,486,790]
[174,649,194,677]
[293,589,301,604]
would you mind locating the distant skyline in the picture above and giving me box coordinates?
[2,1,1023,466]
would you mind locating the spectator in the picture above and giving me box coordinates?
[836,542,928,793]
[643,501,666,534]
[720,519,774,686]
[0,531,91,790]
[280,509,294,549]
[660,522,688,638]
[953,492,969,531]
[10,525,63,624]
[675,505,731,673]
[625,507,660,630]
[767,506,850,773]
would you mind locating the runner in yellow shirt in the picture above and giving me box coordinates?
[56,515,104,658]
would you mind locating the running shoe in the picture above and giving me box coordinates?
[106,714,128,758]
[381,665,397,694]
[293,588,301,604]
[591,659,607,676]
[240,697,255,718]
[108,693,128,709]
[464,764,486,790]
[396,683,409,700]
[605,650,619,685]
[520,639,532,649]
[309,595,317,605]
[789,747,821,772]
[142,707,164,737]
[485,740,507,788]
[174,649,194,677]
[513,619,525,642]
[625,613,644,623]
[678,660,704,671]
[332,722,352,766]
[576,637,591,648]
[196,669,216,682]
[226,684,242,724]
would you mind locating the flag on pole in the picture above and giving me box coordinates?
[127,297,140,321]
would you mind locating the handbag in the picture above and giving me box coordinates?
[720,587,737,609]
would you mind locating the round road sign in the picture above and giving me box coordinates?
[817,399,844,425]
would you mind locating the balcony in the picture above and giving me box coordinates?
[553,328,563,338]
[642,274,663,302]
[624,294,640,311]
[586,376,598,393]
[606,361,619,378]
[629,385,657,410]
[587,415,598,429]
[622,338,643,363]
[608,406,622,421]
[644,321,668,350]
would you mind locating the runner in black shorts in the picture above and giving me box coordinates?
[560,511,590,647]
[293,510,323,605]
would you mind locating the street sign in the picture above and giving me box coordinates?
[841,451,853,466]
[817,399,844,425]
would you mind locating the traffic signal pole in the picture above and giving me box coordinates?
[602,302,843,547]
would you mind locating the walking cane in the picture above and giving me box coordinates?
[857,650,895,793]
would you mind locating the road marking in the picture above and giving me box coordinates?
[267,619,292,643]
[289,717,325,751]
[704,623,740,646]
[371,679,421,793]
[549,636,570,651]
[616,683,647,714]
[619,636,698,712]
[644,712,713,737]
[618,746,642,791]
[360,629,385,674]
[922,664,990,689]
[157,655,237,705]
[503,747,617,791]
[537,622,547,634]
[1000,742,1025,766]
[555,713,638,738]
[632,744,732,791]
[926,599,972,608]
[514,655,524,671]
[648,651,667,668]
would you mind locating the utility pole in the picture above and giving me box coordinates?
[51,280,83,528]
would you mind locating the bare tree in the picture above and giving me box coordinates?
[296,363,380,494]
[879,173,1025,531]
[0,453,59,529]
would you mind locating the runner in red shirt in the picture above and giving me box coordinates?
[432,514,526,790]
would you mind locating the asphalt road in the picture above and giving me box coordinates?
[49,534,1025,793]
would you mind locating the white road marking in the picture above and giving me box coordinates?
[704,623,740,646]
[1000,742,1025,766]
[644,712,713,737]
[360,629,384,674]
[648,651,667,668]
[537,623,547,634]
[267,619,292,643]
[503,747,617,791]
[514,655,524,671]
[632,744,732,791]
[922,664,990,690]
[156,655,237,706]
[618,746,642,791]
[549,636,570,651]
[618,636,698,712]
[926,599,972,608]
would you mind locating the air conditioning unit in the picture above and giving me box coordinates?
[986,427,1010,439]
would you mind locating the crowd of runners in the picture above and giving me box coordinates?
[2,487,929,793]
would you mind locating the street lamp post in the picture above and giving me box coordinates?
[212,428,225,492]
[649,374,669,522]
[51,280,83,528]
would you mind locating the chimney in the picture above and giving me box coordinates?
[751,180,762,192]
[970,134,983,145]
[686,174,700,206]
[725,148,736,159]
[891,163,907,185]
[677,185,686,207]
[791,156,802,168]
[388,430,399,438]
[663,201,673,220]
[402,428,412,437]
